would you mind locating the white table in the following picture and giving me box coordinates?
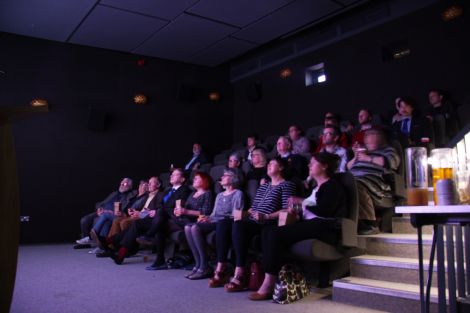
[395,205,470,313]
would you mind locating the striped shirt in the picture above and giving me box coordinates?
[349,146,400,199]
[251,180,296,215]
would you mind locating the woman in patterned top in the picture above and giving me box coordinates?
[347,126,400,235]
[217,157,296,292]
[184,169,244,280]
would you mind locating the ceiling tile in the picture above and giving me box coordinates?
[187,0,293,28]
[233,0,341,44]
[0,0,97,41]
[100,0,198,20]
[191,37,257,67]
[69,5,167,52]
[134,13,238,62]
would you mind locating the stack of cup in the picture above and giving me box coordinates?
[435,179,457,205]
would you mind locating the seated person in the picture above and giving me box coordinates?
[391,97,433,148]
[317,126,348,172]
[347,127,400,235]
[106,178,161,239]
[249,152,347,300]
[426,89,460,148]
[275,136,309,181]
[90,178,148,247]
[212,157,296,291]
[288,125,311,158]
[76,178,136,246]
[245,134,259,162]
[184,169,244,280]
[215,153,245,194]
[315,113,350,152]
[245,148,269,183]
[107,169,189,264]
[352,109,373,145]
[184,143,208,174]
[144,171,214,270]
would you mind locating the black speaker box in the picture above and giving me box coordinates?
[87,108,107,132]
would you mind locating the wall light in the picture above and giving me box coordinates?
[208,92,221,102]
[280,68,292,79]
[442,5,463,22]
[133,94,148,105]
[30,99,48,107]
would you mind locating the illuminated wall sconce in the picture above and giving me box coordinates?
[133,94,148,105]
[208,92,221,102]
[30,98,48,107]
[280,68,292,79]
[442,5,463,22]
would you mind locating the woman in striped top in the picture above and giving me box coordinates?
[347,126,400,235]
[219,157,296,292]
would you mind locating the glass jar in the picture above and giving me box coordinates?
[430,148,454,205]
[405,147,429,206]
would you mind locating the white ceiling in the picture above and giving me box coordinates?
[0,0,366,67]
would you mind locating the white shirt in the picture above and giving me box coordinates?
[302,186,319,220]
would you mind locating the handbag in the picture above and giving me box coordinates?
[273,264,310,304]
[248,261,265,291]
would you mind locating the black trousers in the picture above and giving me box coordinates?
[261,219,339,275]
[213,218,233,263]
[231,219,276,267]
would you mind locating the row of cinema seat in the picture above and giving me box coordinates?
[156,172,362,285]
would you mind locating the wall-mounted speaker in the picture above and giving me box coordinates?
[246,82,262,102]
[87,107,107,132]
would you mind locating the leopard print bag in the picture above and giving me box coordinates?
[272,264,310,304]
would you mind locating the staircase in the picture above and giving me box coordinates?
[332,216,442,313]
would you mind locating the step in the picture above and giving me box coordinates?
[392,216,434,235]
[358,233,433,258]
[350,255,444,287]
[333,276,443,313]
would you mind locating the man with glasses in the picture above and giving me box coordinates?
[318,126,348,172]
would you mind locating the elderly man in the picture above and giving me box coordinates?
[276,136,309,182]
[76,178,136,248]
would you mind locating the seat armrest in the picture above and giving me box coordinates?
[341,218,357,247]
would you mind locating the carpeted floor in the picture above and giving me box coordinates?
[11,245,385,313]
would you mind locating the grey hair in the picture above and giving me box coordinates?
[223,168,240,189]
[229,153,242,162]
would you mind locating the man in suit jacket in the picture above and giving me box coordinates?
[110,169,190,265]
[391,97,433,148]
[184,143,208,174]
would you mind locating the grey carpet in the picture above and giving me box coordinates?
[11,244,384,313]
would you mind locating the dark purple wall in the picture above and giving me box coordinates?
[232,2,470,141]
[0,33,233,243]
